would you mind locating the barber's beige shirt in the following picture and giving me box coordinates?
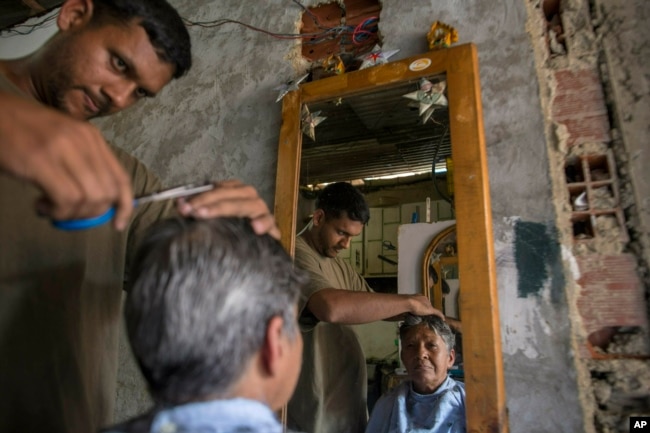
[288,235,372,433]
[0,73,173,433]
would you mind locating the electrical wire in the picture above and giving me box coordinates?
[291,0,327,30]
[183,17,318,40]
[351,17,378,45]
[179,0,378,48]
[3,1,379,52]
[431,126,454,207]
[2,11,57,36]
[182,16,376,48]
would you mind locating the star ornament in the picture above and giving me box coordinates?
[403,78,448,124]
[275,73,309,103]
[358,45,400,70]
[301,105,326,141]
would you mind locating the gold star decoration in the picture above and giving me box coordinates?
[403,78,448,124]
[322,54,345,76]
[301,105,326,141]
[427,21,458,50]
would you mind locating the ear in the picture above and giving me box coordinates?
[260,316,285,377]
[447,348,456,369]
[312,209,325,227]
[57,0,94,31]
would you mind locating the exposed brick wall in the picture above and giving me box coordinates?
[576,254,649,356]
[530,0,650,430]
[300,0,381,62]
[551,68,611,147]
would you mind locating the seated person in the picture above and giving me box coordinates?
[103,217,308,433]
[366,314,466,433]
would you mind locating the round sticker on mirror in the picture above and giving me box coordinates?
[409,58,432,71]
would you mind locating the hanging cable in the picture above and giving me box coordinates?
[3,1,379,52]
[351,17,379,45]
[430,126,454,206]
[1,11,57,36]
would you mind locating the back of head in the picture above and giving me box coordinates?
[316,182,370,224]
[125,217,307,405]
[91,0,191,78]
[399,314,456,352]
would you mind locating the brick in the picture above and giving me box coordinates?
[300,0,381,61]
[554,69,602,93]
[561,116,611,146]
[301,2,342,33]
[551,68,611,146]
[575,254,648,336]
[552,92,607,119]
[344,0,382,25]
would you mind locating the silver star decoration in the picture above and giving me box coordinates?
[358,45,400,70]
[301,105,326,141]
[275,73,309,103]
[403,78,448,124]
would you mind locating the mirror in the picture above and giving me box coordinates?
[422,224,458,315]
[422,224,463,374]
[275,43,507,432]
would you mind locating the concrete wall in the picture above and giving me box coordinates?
[99,1,584,430]
[3,0,648,431]
[384,3,587,432]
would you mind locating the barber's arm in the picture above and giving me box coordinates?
[0,90,134,229]
[306,289,444,325]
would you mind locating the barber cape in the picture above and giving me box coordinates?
[366,375,466,433]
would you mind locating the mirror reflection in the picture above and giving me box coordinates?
[423,224,463,375]
[425,225,459,317]
[296,72,456,282]
[300,74,451,188]
[294,73,460,421]
[275,44,505,432]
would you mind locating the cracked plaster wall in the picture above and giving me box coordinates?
[4,0,647,431]
[595,0,650,288]
[103,1,584,429]
[0,0,582,430]
[524,0,650,431]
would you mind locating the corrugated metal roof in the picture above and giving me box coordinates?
[300,74,451,186]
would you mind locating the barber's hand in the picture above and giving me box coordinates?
[177,179,281,240]
[408,294,445,320]
[0,92,134,230]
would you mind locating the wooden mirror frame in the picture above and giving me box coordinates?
[422,224,458,312]
[274,43,508,433]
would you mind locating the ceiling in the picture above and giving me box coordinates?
[0,1,62,32]
[300,74,451,187]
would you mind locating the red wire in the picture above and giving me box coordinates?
[351,16,379,45]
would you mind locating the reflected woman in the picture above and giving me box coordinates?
[366,315,466,433]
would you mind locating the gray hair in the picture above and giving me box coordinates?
[125,217,308,405]
[399,314,456,352]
